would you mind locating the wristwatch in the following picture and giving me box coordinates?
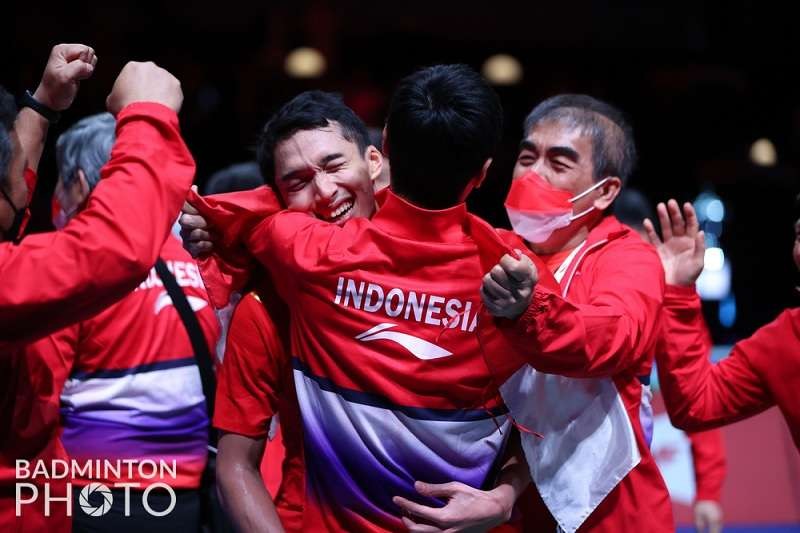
[20,90,60,123]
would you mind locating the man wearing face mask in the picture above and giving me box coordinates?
[24,112,219,532]
[479,95,671,532]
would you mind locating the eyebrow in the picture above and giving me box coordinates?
[279,152,346,182]
[547,146,580,162]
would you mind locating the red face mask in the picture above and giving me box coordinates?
[504,171,607,244]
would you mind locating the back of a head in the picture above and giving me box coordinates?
[56,112,116,191]
[386,64,503,210]
[613,188,654,232]
[0,86,17,188]
[524,94,637,185]
[256,90,370,187]
[204,161,264,195]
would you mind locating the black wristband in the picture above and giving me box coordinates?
[20,90,61,123]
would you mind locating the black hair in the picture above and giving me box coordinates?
[204,161,264,195]
[524,94,637,185]
[256,91,369,186]
[385,64,503,209]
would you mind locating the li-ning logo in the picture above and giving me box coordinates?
[154,291,208,314]
[79,483,112,516]
[356,323,452,360]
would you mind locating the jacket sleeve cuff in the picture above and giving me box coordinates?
[116,101,179,128]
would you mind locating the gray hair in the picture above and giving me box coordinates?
[523,94,637,185]
[56,112,116,190]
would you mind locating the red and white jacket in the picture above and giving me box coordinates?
[483,215,673,533]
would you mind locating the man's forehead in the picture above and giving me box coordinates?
[525,119,589,148]
[277,124,358,159]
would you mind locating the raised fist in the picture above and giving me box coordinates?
[106,61,183,115]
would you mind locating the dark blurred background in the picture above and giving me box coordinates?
[5,0,799,342]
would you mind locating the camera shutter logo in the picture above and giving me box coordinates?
[79,483,113,516]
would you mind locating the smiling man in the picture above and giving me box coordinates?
[187,90,385,532]
[258,90,382,223]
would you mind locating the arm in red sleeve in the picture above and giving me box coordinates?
[187,186,282,309]
[656,285,773,431]
[689,429,726,502]
[243,210,344,304]
[23,323,81,393]
[0,102,195,343]
[499,239,665,377]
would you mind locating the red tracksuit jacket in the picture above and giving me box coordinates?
[485,216,674,533]
[0,103,195,532]
[658,284,800,451]
[195,189,560,532]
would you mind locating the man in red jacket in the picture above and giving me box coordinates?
[191,64,541,532]
[644,198,800,452]
[479,94,673,532]
[24,111,219,532]
[0,51,194,532]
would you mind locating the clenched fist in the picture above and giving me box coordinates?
[33,44,98,111]
[106,61,183,115]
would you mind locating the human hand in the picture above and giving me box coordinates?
[106,61,183,115]
[643,199,705,286]
[480,251,537,319]
[393,481,513,533]
[33,43,97,111]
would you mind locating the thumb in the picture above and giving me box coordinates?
[61,60,95,82]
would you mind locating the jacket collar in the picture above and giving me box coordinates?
[373,189,471,244]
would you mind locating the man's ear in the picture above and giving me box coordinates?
[458,158,493,202]
[594,176,621,211]
[365,145,383,184]
[474,158,493,190]
[75,169,92,205]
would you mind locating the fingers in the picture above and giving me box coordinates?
[667,199,686,236]
[683,201,699,235]
[54,44,95,62]
[482,273,512,301]
[179,212,208,230]
[414,481,461,499]
[500,253,536,286]
[185,241,213,258]
[642,218,662,246]
[392,496,442,524]
[182,200,200,216]
[489,264,511,291]
[655,202,672,242]
[60,59,95,82]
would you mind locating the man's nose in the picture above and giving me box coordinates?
[530,159,551,181]
[313,172,337,200]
